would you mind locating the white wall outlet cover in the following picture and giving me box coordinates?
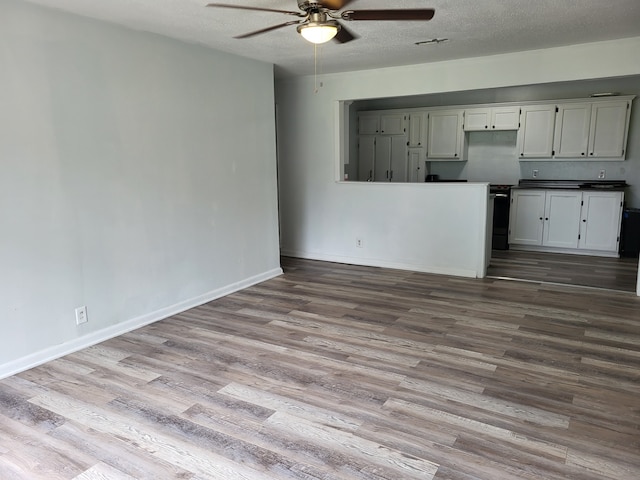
[75,306,88,325]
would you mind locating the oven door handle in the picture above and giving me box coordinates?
[494,193,509,198]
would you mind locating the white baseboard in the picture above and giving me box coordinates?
[0,267,283,380]
[281,249,478,278]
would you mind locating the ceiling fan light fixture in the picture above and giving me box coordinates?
[297,21,340,44]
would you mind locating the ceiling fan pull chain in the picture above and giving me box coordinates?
[314,43,318,94]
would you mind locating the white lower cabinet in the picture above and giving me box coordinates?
[509,189,623,256]
[579,191,624,251]
[509,190,545,245]
[542,191,583,249]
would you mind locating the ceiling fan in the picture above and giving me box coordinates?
[206,1,435,44]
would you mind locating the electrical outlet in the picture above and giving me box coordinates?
[532,169,538,178]
[598,169,606,179]
[75,306,88,325]
[356,238,363,248]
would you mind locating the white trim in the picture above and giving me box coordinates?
[0,267,283,380]
[281,250,478,278]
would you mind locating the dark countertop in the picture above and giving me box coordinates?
[515,179,628,190]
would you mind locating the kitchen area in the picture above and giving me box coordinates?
[347,87,640,292]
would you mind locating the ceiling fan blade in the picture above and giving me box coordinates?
[342,9,435,21]
[319,0,355,10]
[234,20,303,39]
[206,3,304,17]
[333,23,357,44]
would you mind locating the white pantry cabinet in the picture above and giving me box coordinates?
[509,188,624,257]
[358,135,375,181]
[356,134,408,182]
[427,109,465,159]
[407,148,426,182]
[464,106,520,131]
[408,112,427,147]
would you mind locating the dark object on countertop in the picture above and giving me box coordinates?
[517,179,628,189]
[620,208,640,257]
[426,174,439,182]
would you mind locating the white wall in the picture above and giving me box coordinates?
[0,0,281,377]
[276,37,640,283]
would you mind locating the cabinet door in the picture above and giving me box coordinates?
[464,108,491,131]
[408,113,425,147]
[357,135,375,181]
[517,105,556,158]
[491,106,520,130]
[588,100,630,158]
[373,136,391,181]
[358,114,379,135]
[509,190,545,246]
[427,110,464,159]
[579,191,624,252]
[553,103,591,158]
[380,113,405,135]
[542,191,582,248]
[407,148,425,182]
[389,136,408,182]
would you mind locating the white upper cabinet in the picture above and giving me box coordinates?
[464,106,520,131]
[358,112,405,135]
[380,113,405,135]
[358,113,379,135]
[427,109,465,159]
[464,108,491,131]
[517,105,556,158]
[408,112,426,147]
[588,100,631,158]
[553,103,591,158]
[553,99,632,160]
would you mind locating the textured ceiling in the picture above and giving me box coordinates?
[24,0,640,77]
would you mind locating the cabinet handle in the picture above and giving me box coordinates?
[386,170,389,179]
[485,125,488,129]
[545,217,549,221]
[581,152,585,156]
[492,125,495,129]
[390,170,393,180]
[582,219,586,222]
[539,217,543,221]
[589,152,594,156]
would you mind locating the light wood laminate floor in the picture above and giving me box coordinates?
[1,257,639,479]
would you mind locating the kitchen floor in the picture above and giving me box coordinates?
[487,250,639,292]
